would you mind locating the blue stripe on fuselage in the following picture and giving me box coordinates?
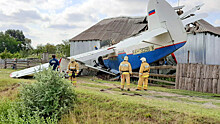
[104,42,186,71]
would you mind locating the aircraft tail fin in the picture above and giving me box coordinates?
[147,0,187,43]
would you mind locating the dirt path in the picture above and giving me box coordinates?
[77,78,220,109]
[0,84,20,99]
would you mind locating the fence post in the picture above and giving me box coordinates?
[187,50,190,64]
[15,59,17,70]
[27,60,30,68]
[4,59,7,69]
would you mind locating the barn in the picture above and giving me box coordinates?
[174,20,220,65]
[69,17,147,65]
[69,16,220,66]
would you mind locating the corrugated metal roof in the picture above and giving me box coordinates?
[186,19,220,35]
[70,17,220,42]
[70,16,146,43]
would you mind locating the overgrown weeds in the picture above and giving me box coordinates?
[0,67,77,123]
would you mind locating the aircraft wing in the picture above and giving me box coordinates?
[68,47,114,62]
[10,63,49,78]
[84,64,116,76]
[182,13,208,26]
[173,5,185,10]
[10,47,115,78]
[114,28,168,49]
[180,4,204,20]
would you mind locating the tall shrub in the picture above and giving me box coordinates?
[20,67,77,119]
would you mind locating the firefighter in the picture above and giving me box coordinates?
[136,57,150,91]
[119,56,132,91]
[67,58,79,86]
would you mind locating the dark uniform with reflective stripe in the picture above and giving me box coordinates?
[49,58,59,70]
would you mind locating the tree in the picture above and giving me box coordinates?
[45,43,56,54]
[13,52,21,58]
[56,40,70,57]
[5,29,25,42]
[5,29,32,51]
[0,48,13,59]
[0,32,19,53]
[24,38,33,50]
[35,45,46,56]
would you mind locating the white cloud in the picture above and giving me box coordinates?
[168,0,220,13]
[215,19,220,25]
[0,0,219,48]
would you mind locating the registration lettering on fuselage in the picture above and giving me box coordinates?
[132,46,155,55]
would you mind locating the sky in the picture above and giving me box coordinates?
[0,0,219,48]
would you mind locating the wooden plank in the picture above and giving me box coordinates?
[212,65,218,79]
[132,72,175,78]
[203,65,208,79]
[149,73,176,78]
[180,77,185,90]
[195,79,200,92]
[179,64,183,89]
[148,78,175,85]
[150,65,176,69]
[217,79,220,94]
[208,79,213,93]
[186,64,191,78]
[184,77,188,90]
[208,65,214,79]
[187,78,191,90]
[184,78,188,90]
[191,78,195,91]
[189,64,196,91]
[213,79,218,94]
[182,64,187,77]
[191,64,197,79]
[179,64,183,77]
[6,61,28,63]
[199,78,204,93]
[196,64,202,79]
[175,64,180,89]
[16,65,30,67]
[203,79,208,93]
[178,77,182,89]
[200,64,204,92]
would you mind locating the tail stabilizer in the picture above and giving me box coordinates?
[147,0,187,43]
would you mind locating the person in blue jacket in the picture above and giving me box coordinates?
[49,55,59,70]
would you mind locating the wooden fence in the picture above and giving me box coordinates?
[132,65,176,84]
[175,63,220,94]
[4,59,44,69]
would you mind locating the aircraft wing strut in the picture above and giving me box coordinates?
[10,47,115,78]
[68,48,114,62]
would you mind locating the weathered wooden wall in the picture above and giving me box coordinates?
[175,63,220,94]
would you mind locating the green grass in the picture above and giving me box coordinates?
[1,70,220,123]
[0,69,34,91]
[78,78,220,108]
[82,77,220,100]
[59,86,220,124]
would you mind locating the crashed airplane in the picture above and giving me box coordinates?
[10,0,207,78]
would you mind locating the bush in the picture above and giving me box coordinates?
[19,67,77,119]
[0,100,57,124]
[0,48,13,59]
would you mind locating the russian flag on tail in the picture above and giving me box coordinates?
[149,9,156,16]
